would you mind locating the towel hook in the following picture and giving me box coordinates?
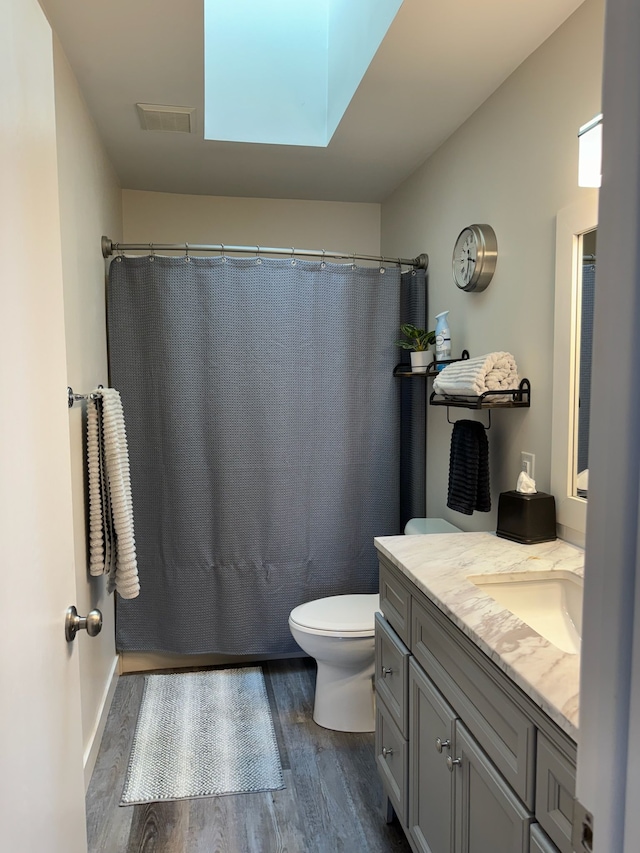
[446,407,491,430]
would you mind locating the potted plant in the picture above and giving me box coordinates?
[396,324,436,373]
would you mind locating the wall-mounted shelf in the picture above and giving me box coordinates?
[429,377,531,410]
[393,350,470,379]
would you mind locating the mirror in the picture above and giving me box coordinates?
[574,228,596,499]
[551,195,598,544]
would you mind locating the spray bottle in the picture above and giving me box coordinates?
[435,311,451,369]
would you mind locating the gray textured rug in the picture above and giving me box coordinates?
[120,667,284,804]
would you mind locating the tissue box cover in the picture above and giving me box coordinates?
[496,491,556,545]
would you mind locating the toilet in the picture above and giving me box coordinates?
[288,519,461,733]
[288,593,380,733]
[404,517,461,535]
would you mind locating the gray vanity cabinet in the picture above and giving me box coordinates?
[376,554,577,853]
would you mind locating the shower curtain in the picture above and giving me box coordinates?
[107,255,425,655]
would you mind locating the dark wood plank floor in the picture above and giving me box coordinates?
[86,659,411,853]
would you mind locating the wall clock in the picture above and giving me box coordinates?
[452,223,498,292]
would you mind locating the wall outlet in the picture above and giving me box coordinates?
[521,451,535,480]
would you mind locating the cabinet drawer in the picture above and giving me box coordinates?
[412,594,536,809]
[375,612,410,738]
[376,696,409,827]
[379,557,412,646]
[535,733,576,853]
[530,823,559,853]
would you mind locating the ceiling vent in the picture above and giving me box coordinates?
[136,104,195,133]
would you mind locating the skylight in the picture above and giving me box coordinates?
[204,0,404,147]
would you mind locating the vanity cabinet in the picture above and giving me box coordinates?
[375,555,577,853]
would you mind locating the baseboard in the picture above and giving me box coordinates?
[119,649,306,674]
[83,656,119,792]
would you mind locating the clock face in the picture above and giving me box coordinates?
[454,228,477,289]
[452,224,497,292]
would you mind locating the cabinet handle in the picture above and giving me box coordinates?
[382,747,394,758]
[446,755,461,772]
[381,666,393,677]
[435,737,451,753]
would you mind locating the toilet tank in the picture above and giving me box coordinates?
[404,518,462,535]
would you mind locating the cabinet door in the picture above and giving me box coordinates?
[453,722,532,853]
[535,733,575,853]
[530,823,559,853]
[409,659,456,853]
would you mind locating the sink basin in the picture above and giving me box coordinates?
[467,571,583,654]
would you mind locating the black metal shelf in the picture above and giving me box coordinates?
[429,377,531,410]
[393,350,470,379]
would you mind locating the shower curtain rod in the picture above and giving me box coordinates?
[101,236,429,270]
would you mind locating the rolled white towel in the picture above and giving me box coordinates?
[87,399,105,576]
[99,387,140,599]
[433,352,519,399]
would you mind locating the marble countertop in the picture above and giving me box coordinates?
[374,532,583,740]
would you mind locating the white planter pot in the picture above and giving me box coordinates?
[410,350,434,373]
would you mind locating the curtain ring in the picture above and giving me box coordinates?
[320,249,326,269]
[352,251,357,270]
[220,243,226,262]
[149,243,155,262]
[291,247,296,266]
[185,242,190,262]
[256,245,262,264]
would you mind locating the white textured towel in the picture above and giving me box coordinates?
[432,351,519,399]
[86,387,140,599]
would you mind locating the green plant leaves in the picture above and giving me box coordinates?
[396,324,435,351]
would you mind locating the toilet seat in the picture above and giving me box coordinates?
[289,594,379,637]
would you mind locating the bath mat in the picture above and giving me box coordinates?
[120,667,284,804]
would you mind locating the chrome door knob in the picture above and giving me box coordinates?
[381,666,393,677]
[382,747,394,758]
[65,606,103,642]
[446,755,461,772]
[435,737,451,753]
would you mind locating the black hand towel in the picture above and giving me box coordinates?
[447,420,491,515]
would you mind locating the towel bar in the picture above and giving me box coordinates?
[67,385,103,408]
[447,408,491,430]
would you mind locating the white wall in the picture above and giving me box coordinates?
[381,0,604,532]
[122,190,380,257]
[52,37,123,786]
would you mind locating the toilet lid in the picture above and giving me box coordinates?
[289,594,380,634]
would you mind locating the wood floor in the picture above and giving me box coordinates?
[86,658,412,853]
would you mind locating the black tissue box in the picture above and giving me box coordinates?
[496,491,557,545]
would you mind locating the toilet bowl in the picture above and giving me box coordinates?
[288,593,380,733]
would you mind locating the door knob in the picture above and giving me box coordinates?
[382,747,394,758]
[435,737,451,753]
[381,666,393,677]
[446,755,461,772]
[65,606,103,642]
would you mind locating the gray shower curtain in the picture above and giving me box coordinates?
[107,255,425,655]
